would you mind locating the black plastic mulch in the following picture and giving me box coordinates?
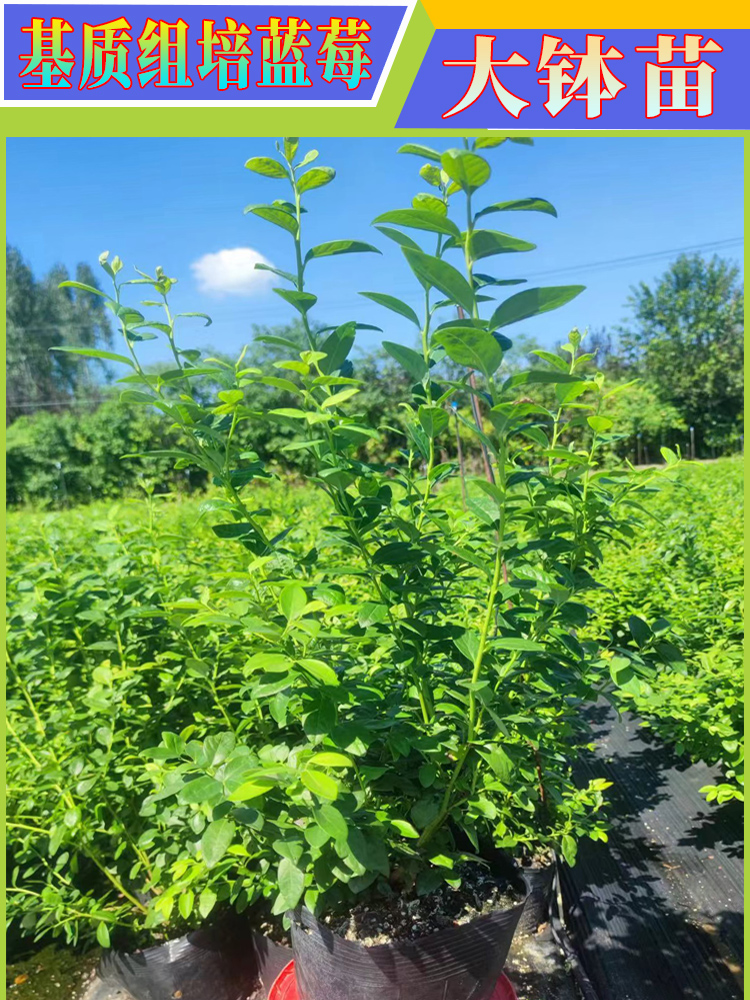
[561,702,743,1000]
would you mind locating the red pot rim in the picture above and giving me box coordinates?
[268,959,519,1000]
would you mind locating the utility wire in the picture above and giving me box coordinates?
[8,235,744,332]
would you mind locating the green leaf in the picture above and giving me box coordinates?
[382,341,429,381]
[402,248,474,314]
[629,615,652,648]
[561,834,578,867]
[305,241,381,264]
[255,262,297,284]
[466,230,535,261]
[372,209,460,240]
[486,746,514,782]
[178,775,223,804]
[301,769,339,800]
[432,328,503,380]
[474,137,508,149]
[419,764,437,787]
[277,858,305,910]
[413,193,447,215]
[440,149,491,193]
[490,286,585,329]
[391,819,419,839]
[179,890,195,920]
[58,280,108,299]
[420,163,443,187]
[374,226,421,252]
[509,137,534,145]
[274,288,317,315]
[198,887,217,919]
[319,322,355,375]
[96,922,111,948]
[297,659,339,686]
[313,804,348,842]
[418,405,449,439]
[201,818,235,869]
[493,637,545,651]
[476,197,557,219]
[309,751,351,768]
[227,778,275,802]
[50,346,134,367]
[176,312,213,326]
[245,156,289,179]
[360,293,420,329]
[298,149,319,168]
[398,143,442,162]
[244,204,298,236]
[297,167,335,193]
[280,582,307,621]
[504,369,581,389]
[588,415,613,434]
[347,828,390,876]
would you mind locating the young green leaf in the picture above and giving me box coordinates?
[382,341,429,381]
[440,149,491,193]
[360,292,421,329]
[432,328,503,380]
[372,209,460,240]
[51,347,134,367]
[201,818,235,869]
[398,143,442,162]
[244,204,298,236]
[305,241,381,264]
[476,197,557,219]
[277,857,306,910]
[245,156,289,179]
[402,248,475,314]
[301,769,339,800]
[297,167,335,193]
[490,286,585,329]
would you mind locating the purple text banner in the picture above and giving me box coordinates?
[4,4,408,101]
[396,29,748,129]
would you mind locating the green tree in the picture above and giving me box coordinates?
[6,245,113,424]
[618,254,744,453]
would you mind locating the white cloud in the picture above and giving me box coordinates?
[191,246,276,297]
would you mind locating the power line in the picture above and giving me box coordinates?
[521,236,744,280]
[9,236,744,334]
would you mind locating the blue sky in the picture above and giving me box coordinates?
[6,136,743,366]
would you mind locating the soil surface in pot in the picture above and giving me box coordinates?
[326,864,524,946]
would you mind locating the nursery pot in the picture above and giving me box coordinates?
[514,859,555,937]
[98,915,257,1000]
[252,929,293,998]
[289,881,528,1000]
[270,960,519,1000]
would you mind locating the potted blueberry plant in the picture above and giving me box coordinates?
[55,137,676,1000]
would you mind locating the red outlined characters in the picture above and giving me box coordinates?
[80,18,132,90]
[256,17,312,87]
[137,18,192,87]
[537,34,626,119]
[19,17,75,89]
[316,18,372,90]
[634,34,723,118]
[197,18,253,90]
[442,34,530,119]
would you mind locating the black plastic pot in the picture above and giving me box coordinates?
[290,882,528,1000]
[252,930,293,997]
[514,861,555,937]
[98,916,258,1000]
